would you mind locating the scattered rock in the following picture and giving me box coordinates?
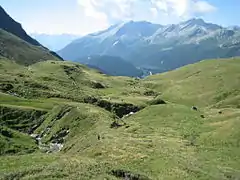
[200,115,205,118]
[110,121,123,129]
[50,128,70,144]
[0,83,14,92]
[90,81,106,89]
[110,169,151,180]
[192,106,198,111]
[143,90,159,96]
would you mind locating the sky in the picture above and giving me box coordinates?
[0,0,239,35]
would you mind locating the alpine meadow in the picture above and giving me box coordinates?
[0,1,240,180]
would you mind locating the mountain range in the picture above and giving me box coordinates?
[59,19,240,74]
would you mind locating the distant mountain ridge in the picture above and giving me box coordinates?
[76,55,143,77]
[59,18,240,74]
[0,5,62,62]
[30,33,81,51]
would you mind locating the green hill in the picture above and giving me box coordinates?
[0,5,62,62]
[145,57,240,108]
[0,57,240,179]
[0,29,60,65]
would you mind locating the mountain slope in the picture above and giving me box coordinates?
[76,55,143,77]
[0,29,60,65]
[0,6,40,46]
[0,5,62,61]
[0,57,240,179]
[59,19,240,74]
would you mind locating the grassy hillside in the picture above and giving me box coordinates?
[0,29,60,65]
[145,57,240,107]
[0,57,240,179]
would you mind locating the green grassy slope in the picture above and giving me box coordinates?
[0,57,240,179]
[145,57,240,107]
[0,29,60,65]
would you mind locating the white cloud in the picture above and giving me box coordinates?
[150,0,216,18]
[23,0,217,35]
[77,0,135,22]
[77,0,217,25]
[194,1,217,13]
[150,7,158,17]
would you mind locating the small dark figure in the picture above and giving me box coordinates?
[192,106,198,111]
[97,134,100,140]
[110,121,122,128]
[200,115,205,118]
[218,111,222,114]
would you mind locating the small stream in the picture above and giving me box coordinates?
[30,133,64,153]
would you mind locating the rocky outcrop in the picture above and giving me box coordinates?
[90,81,106,89]
[84,96,142,118]
[50,128,70,144]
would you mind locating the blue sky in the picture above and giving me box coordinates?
[0,0,239,35]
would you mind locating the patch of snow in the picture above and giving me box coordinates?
[129,112,135,115]
[122,112,135,119]
[30,134,38,138]
[112,41,119,46]
[36,137,42,141]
